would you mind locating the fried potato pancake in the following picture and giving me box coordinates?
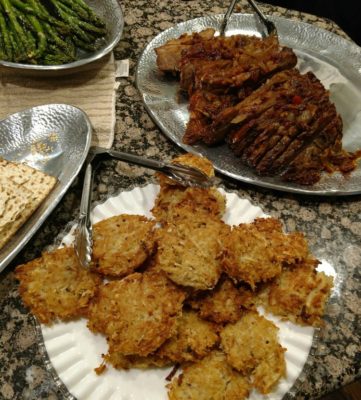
[157,218,227,290]
[87,271,185,356]
[152,186,226,224]
[15,247,101,324]
[104,349,172,370]
[220,311,286,394]
[156,153,215,188]
[92,214,156,277]
[222,218,310,288]
[157,310,219,363]
[252,349,287,394]
[167,351,250,400]
[264,259,333,326]
[188,277,248,324]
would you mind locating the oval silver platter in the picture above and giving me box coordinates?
[0,0,123,76]
[0,104,92,273]
[136,14,361,196]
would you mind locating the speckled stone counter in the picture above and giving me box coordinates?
[0,1,360,399]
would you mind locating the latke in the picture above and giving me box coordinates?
[188,277,249,324]
[152,186,226,224]
[15,247,101,324]
[87,271,185,356]
[157,218,227,290]
[265,259,333,326]
[222,218,309,288]
[220,311,286,394]
[92,214,156,277]
[157,310,219,363]
[167,351,250,400]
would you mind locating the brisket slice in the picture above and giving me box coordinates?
[183,90,237,145]
[220,69,347,184]
[281,116,343,185]
[208,68,301,145]
[179,35,297,94]
[155,28,215,73]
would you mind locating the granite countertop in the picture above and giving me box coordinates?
[0,1,360,399]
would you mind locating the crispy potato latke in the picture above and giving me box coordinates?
[220,311,286,394]
[157,310,219,363]
[15,247,101,324]
[167,351,251,400]
[222,218,310,288]
[104,350,172,370]
[152,186,226,224]
[87,271,185,356]
[264,259,334,326]
[188,277,251,324]
[92,214,156,277]
[157,217,227,290]
[152,153,224,223]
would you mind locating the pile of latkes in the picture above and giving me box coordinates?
[155,29,361,185]
[15,153,334,400]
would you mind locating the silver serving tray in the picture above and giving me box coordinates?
[0,0,123,76]
[136,14,361,195]
[0,104,92,272]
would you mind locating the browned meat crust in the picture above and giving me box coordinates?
[218,69,345,184]
[179,34,296,95]
[180,34,297,146]
[155,28,215,73]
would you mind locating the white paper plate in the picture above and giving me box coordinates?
[40,184,335,400]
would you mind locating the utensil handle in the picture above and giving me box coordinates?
[79,162,94,224]
[107,149,166,171]
[75,161,95,268]
[220,0,238,36]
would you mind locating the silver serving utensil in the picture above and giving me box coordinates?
[87,147,214,188]
[74,153,97,269]
[75,147,215,268]
[219,0,238,36]
[220,0,277,36]
[247,0,277,36]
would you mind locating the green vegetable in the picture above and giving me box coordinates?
[0,6,13,60]
[0,0,107,64]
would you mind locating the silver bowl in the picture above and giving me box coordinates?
[0,0,123,76]
[0,104,92,272]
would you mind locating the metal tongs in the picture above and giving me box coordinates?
[75,147,214,268]
[220,0,277,36]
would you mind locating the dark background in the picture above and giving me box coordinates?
[265,0,361,46]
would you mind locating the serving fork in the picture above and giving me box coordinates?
[75,147,215,268]
[220,0,277,36]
